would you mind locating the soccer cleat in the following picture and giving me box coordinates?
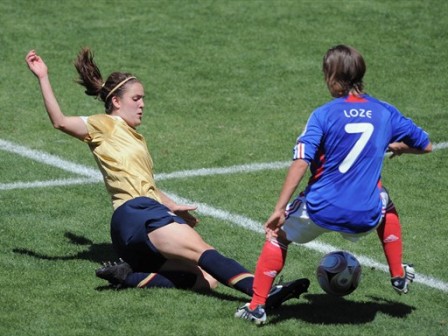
[95,258,133,288]
[265,277,310,309]
[391,263,415,294]
[234,303,266,325]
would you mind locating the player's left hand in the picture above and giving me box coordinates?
[387,141,408,158]
[173,204,199,228]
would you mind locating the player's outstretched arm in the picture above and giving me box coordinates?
[25,50,88,140]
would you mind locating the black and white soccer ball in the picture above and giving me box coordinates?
[316,251,362,296]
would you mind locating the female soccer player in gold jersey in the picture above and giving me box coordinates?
[25,49,308,304]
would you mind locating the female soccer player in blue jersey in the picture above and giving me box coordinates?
[25,49,308,308]
[235,45,432,324]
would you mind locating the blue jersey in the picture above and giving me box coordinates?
[293,94,430,233]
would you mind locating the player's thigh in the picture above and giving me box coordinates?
[282,216,327,243]
[148,222,213,262]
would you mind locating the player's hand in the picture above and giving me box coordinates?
[25,50,48,79]
[173,204,199,228]
[387,142,409,159]
[264,210,285,239]
[387,142,404,159]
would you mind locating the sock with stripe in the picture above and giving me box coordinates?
[198,249,254,295]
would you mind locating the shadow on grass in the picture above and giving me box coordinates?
[268,293,416,325]
[12,231,115,263]
[95,283,245,303]
[12,231,246,303]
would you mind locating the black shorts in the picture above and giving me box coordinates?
[110,197,187,272]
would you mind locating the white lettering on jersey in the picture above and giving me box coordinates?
[343,109,372,118]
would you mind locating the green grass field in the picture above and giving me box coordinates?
[1,0,447,335]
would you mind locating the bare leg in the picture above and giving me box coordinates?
[148,222,214,262]
[149,222,254,295]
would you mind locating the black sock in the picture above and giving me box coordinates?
[198,249,254,296]
[124,271,197,289]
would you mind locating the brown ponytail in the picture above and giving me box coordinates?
[74,48,104,98]
[74,47,138,114]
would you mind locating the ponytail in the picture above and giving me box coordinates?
[74,48,138,114]
[74,48,104,98]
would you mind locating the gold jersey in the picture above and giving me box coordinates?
[83,114,161,209]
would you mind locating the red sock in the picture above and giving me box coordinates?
[377,205,404,278]
[250,239,287,309]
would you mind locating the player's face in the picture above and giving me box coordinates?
[116,82,145,128]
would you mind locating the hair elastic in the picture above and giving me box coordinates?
[105,76,136,101]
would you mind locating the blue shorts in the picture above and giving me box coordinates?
[110,197,187,272]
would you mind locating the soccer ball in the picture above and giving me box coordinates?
[316,251,362,296]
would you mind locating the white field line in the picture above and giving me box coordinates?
[156,161,291,181]
[433,142,448,150]
[1,138,448,292]
[0,139,101,179]
[0,177,99,191]
[1,139,446,186]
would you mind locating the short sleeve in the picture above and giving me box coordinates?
[83,114,116,146]
[293,111,324,163]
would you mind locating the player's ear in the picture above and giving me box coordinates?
[111,96,120,110]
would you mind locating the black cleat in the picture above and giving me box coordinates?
[95,258,132,288]
[265,277,310,309]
